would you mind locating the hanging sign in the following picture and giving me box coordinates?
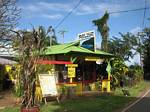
[78,30,96,51]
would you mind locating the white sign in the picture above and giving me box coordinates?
[78,30,95,40]
[78,30,96,51]
[39,74,57,97]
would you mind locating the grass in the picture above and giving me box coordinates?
[0,80,149,112]
[115,80,150,97]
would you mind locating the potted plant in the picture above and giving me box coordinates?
[13,26,56,112]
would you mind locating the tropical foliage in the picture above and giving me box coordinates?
[110,58,128,87]
[127,64,143,85]
[142,28,150,80]
[108,31,145,87]
[108,32,139,61]
[12,26,56,108]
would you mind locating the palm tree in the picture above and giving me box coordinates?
[93,12,109,51]
[47,26,57,46]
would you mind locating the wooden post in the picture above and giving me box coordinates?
[44,97,47,104]
[70,78,73,83]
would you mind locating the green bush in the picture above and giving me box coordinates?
[126,64,143,86]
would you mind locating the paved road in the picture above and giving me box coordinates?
[122,89,150,112]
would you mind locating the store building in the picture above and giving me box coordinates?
[39,41,114,95]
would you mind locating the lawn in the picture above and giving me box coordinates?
[1,80,149,112]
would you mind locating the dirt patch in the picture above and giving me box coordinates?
[0,90,19,108]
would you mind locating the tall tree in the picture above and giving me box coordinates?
[108,32,139,61]
[142,28,150,79]
[12,26,57,108]
[93,12,109,51]
[38,26,57,46]
[14,26,48,108]
[0,0,20,38]
[13,26,58,50]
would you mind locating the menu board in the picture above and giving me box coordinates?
[39,74,57,97]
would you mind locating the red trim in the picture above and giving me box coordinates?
[37,60,73,65]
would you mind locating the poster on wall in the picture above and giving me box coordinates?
[78,30,96,51]
[38,74,57,97]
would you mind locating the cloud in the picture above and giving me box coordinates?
[20,2,72,19]
[130,27,141,34]
[42,14,62,19]
[75,3,122,16]
[20,5,40,13]
[20,0,147,19]
[20,1,123,19]
[37,2,72,12]
[20,2,73,14]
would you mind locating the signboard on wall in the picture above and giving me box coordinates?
[78,30,96,51]
[85,57,104,64]
[38,74,57,97]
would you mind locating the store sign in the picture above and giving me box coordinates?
[78,30,96,51]
[78,30,95,39]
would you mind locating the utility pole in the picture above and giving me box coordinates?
[138,32,144,66]
[58,30,68,44]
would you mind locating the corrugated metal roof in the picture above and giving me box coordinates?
[0,57,17,65]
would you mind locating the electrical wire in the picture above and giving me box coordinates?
[54,0,84,29]
[109,7,150,14]
[142,0,147,28]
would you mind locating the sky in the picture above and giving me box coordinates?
[18,0,150,42]
[17,0,150,64]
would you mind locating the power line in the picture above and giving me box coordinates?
[142,0,147,28]
[109,7,150,14]
[54,0,84,29]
